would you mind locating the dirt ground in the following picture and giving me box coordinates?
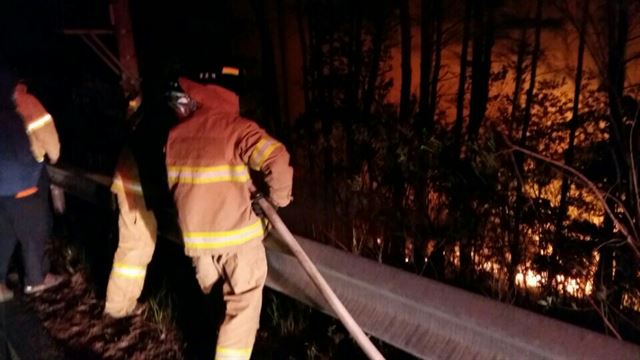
[23,271,387,360]
[25,272,184,360]
[22,198,412,359]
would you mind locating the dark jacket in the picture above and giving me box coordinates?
[0,109,43,196]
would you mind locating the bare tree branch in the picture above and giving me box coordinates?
[503,136,640,260]
[587,296,623,340]
[625,51,640,64]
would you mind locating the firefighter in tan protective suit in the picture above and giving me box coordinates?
[165,67,293,360]
[103,97,160,318]
[104,147,158,318]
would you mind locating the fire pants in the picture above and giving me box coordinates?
[193,241,267,360]
[104,188,157,318]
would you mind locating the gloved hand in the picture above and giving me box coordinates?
[251,192,267,218]
[251,193,276,234]
[251,192,279,218]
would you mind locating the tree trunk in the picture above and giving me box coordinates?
[418,0,433,130]
[111,0,140,99]
[277,0,290,126]
[308,2,322,109]
[549,0,588,294]
[511,0,543,292]
[606,0,628,169]
[606,0,633,225]
[427,0,442,127]
[399,0,412,123]
[252,0,282,135]
[452,0,472,160]
[517,0,543,142]
[508,27,528,140]
[327,4,337,110]
[467,0,495,140]
[595,216,616,308]
[296,0,310,111]
[457,0,497,283]
[348,0,363,111]
[345,0,363,171]
[412,0,438,272]
[605,0,631,321]
[363,5,386,117]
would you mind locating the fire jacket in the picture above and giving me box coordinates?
[165,78,293,257]
[0,69,57,197]
[13,84,60,164]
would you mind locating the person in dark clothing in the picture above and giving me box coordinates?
[0,64,63,302]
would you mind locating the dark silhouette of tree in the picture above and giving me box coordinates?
[252,0,282,135]
[452,0,472,160]
[428,0,443,127]
[467,0,496,140]
[604,0,632,312]
[508,27,528,140]
[511,0,544,292]
[362,2,388,116]
[347,0,364,113]
[277,0,291,126]
[549,0,589,295]
[398,0,412,123]
[418,0,434,131]
[296,0,310,110]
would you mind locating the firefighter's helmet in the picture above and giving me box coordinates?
[166,64,244,118]
[184,64,244,95]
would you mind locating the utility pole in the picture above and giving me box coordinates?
[65,0,141,110]
[110,0,140,100]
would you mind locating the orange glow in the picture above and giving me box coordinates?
[515,270,544,289]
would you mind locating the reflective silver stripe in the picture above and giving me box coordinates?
[249,137,280,170]
[184,221,264,249]
[112,178,143,194]
[26,114,53,133]
[168,165,250,185]
[112,263,146,279]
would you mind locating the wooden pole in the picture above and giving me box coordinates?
[110,0,140,99]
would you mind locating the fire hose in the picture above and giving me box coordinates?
[253,194,385,360]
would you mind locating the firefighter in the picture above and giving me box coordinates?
[0,65,63,302]
[165,66,293,359]
[104,98,159,318]
[13,81,60,164]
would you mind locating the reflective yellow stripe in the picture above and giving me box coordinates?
[215,347,252,360]
[168,165,250,185]
[112,178,143,195]
[112,263,146,279]
[249,137,280,170]
[26,114,53,133]
[249,139,267,169]
[184,220,264,249]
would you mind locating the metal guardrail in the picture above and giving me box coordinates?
[47,165,640,360]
